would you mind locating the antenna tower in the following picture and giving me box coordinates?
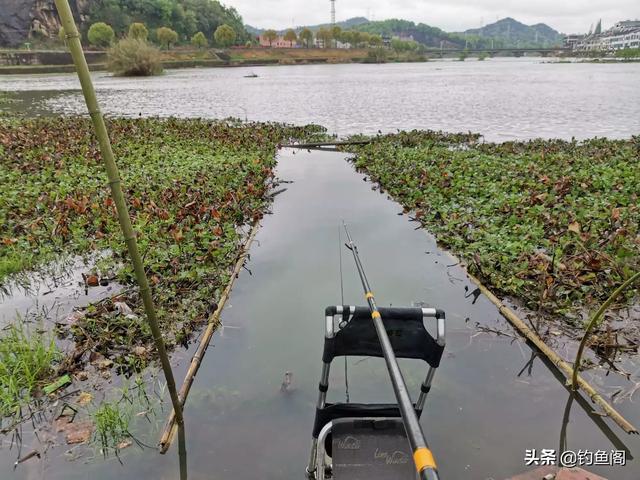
[331,0,336,25]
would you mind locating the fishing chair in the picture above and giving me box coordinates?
[307,305,446,479]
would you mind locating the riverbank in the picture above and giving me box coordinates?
[344,131,640,336]
[0,47,382,74]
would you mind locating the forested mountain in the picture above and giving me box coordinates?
[245,17,369,36]
[354,19,461,48]
[462,17,563,48]
[0,0,250,47]
[87,0,250,41]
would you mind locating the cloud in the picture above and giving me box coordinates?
[228,0,639,34]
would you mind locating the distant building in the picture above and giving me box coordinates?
[571,19,640,51]
[258,34,297,48]
[563,34,585,49]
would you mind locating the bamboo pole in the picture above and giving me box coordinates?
[53,2,188,477]
[159,222,260,453]
[467,273,638,434]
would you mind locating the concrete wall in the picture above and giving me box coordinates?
[0,50,106,66]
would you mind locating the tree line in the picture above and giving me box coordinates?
[260,25,422,52]
[83,0,249,43]
[64,21,240,49]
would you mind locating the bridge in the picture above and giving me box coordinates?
[426,46,573,58]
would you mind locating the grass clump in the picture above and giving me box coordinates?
[347,131,640,326]
[93,401,131,453]
[0,320,60,419]
[107,38,163,76]
[91,376,158,455]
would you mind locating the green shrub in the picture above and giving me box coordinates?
[366,48,389,63]
[615,47,640,59]
[87,22,115,48]
[191,31,208,49]
[156,26,178,49]
[128,22,148,40]
[107,38,163,76]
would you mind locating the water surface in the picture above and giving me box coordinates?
[3,150,637,480]
[2,59,639,141]
[1,60,639,479]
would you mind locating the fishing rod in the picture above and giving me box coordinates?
[343,222,440,480]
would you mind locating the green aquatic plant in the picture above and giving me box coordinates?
[0,117,327,371]
[91,375,160,455]
[0,318,60,419]
[346,131,640,327]
[93,401,131,454]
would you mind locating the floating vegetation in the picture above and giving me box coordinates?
[0,117,327,378]
[0,92,18,117]
[346,130,640,332]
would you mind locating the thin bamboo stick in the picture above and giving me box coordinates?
[571,272,640,391]
[467,273,638,435]
[159,222,261,453]
[280,140,371,148]
[53,1,188,475]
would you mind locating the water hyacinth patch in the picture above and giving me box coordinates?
[0,117,327,372]
[346,131,640,329]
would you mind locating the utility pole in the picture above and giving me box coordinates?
[331,0,336,25]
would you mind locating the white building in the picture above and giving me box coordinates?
[573,20,640,51]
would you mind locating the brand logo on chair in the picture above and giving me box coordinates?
[374,449,410,465]
[337,436,361,450]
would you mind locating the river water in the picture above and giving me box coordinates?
[1,60,639,479]
[1,58,640,141]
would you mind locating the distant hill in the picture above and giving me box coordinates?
[462,17,563,47]
[355,19,462,48]
[246,16,563,49]
[246,17,369,36]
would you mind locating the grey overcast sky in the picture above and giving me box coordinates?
[227,0,640,34]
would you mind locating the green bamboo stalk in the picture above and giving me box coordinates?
[572,271,640,391]
[52,2,187,477]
